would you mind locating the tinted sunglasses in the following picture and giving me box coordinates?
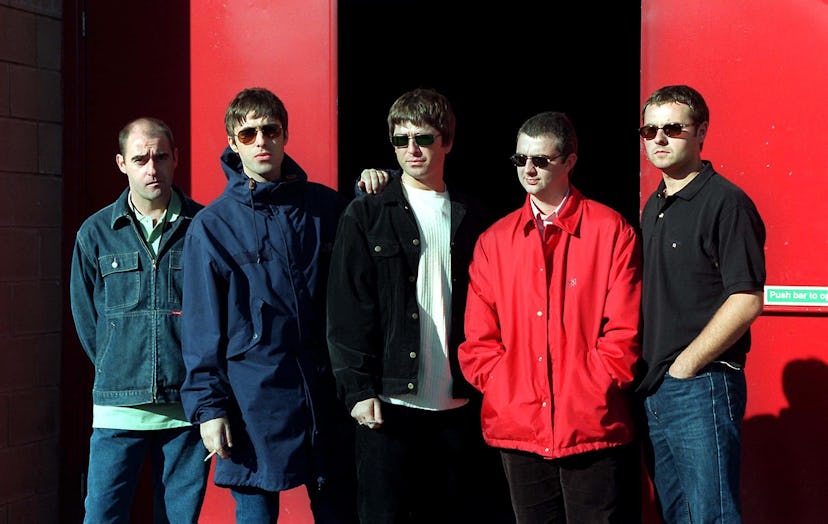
[638,122,693,140]
[235,124,283,145]
[509,153,564,169]
[390,134,440,148]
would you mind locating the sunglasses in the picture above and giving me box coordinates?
[638,122,693,140]
[390,134,440,148]
[509,153,564,169]
[235,124,283,145]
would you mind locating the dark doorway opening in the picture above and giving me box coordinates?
[338,2,642,226]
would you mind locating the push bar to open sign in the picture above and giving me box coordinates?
[765,285,828,307]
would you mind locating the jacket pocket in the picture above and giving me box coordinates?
[99,252,140,310]
[168,249,183,306]
[366,235,409,337]
[366,235,407,286]
[226,296,266,359]
[367,236,402,259]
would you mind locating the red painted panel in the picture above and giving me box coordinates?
[640,0,828,291]
[190,0,338,204]
[198,461,312,523]
[642,1,828,522]
[189,2,336,522]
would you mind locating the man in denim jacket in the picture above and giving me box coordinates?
[69,117,209,523]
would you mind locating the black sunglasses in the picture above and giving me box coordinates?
[509,153,564,169]
[638,122,693,140]
[390,134,440,148]
[235,124,283,145]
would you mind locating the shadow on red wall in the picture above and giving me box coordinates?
[741,358,828,523]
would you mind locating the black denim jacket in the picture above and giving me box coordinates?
[326,176,487,411]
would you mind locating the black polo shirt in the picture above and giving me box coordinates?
[637,161,766,394]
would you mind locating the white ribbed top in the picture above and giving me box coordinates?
[382,184,467,411]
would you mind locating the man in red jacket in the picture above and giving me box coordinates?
[459,111,643,523]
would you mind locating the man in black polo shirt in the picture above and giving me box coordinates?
[637,85,766,524]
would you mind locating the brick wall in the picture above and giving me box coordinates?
[0,1,63,522]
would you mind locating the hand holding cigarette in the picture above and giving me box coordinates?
[199,416,232,461]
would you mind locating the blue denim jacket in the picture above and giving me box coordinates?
[70,186,203,406]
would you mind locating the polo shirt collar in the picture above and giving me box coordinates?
[658,160,714,201]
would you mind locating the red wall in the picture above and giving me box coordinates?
[641,2,828,522]
[189,2,336,522]
[190,0,338,202]
[184,1,828,521]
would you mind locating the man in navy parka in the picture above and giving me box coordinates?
[180,87,357,523]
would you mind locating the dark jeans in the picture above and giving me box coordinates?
[643,364,746,524]
[229,471,358,524]
[230,487,279,524]
[500,444,641,524]
[354,401,512,524]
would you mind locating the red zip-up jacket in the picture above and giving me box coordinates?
[459,187,642,459]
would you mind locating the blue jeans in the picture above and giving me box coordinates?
[643,364,746,524]
[84,426,209,524]
[230,487,280,524]
[230,479,358,524]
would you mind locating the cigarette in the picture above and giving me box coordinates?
[203,450,218,462]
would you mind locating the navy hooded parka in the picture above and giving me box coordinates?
[181,146,347,492]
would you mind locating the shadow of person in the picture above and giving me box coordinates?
[741,358,828,523]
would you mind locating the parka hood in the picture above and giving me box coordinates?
[218,145,310,263]
[219,145,308,207]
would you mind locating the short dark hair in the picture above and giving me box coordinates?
[387,88,456,146]
[118,117,175,155]
[517,111,578,158]
[225,87,288,138]
[641,84,709,126]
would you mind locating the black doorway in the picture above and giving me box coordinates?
[338,1,642,225]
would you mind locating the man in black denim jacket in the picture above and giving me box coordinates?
[69,117,208,523]
[327,88,512,524]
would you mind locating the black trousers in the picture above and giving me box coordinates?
[500,444,641,524]
[354,401,514,524]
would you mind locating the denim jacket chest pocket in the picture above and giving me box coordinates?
[99,252,140,310]
[367,235,418,316]
[168,249,183,305]
[367,236,405,272]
